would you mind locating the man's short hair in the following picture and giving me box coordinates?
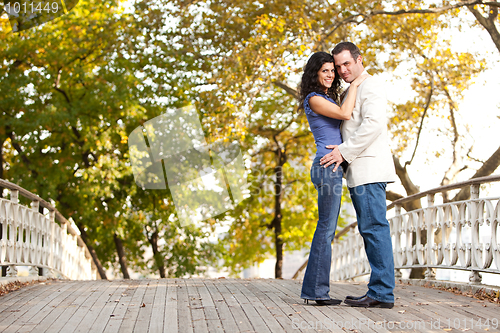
[332,42,362,62]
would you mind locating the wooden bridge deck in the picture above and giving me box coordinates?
[0,278,499,333]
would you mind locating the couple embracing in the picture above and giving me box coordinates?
[299,42,397,308]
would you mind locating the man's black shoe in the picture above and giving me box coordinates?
[344,295,394,308]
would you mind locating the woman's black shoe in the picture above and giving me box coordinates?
[316,298,342,306]
[345,294,366,301]
[304,298,342,306]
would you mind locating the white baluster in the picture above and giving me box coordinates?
[11,190,18,204]
[469,184,482,283]
[6,265,17,277]
[29,266,39,276]
[425,194,436,280]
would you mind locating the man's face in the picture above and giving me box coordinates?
[333,50,364,84]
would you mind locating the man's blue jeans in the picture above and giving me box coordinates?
[301,156,343,300]
[349,182,395,303]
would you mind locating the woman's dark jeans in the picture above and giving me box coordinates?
[301,156,343,300]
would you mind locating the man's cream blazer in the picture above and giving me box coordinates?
[338,72,397,188]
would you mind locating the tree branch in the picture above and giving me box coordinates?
[405,71,434,168]
[441,85,465,195]
[53,69,71,104]
[323,0,498,41]
[272,81,298,99]
[467,3,500,53]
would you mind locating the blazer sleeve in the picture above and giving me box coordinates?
[338,77,387,164]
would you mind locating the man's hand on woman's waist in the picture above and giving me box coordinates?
[320,145,345,172]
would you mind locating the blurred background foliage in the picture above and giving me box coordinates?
[1,0,499,279]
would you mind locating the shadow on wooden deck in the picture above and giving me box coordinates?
[0,278,499,332]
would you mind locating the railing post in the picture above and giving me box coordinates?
[6,265,18,277]
[425,194,436,280]
[470,184,480,200]
[469,184,482,284]
[29,200,40,277]
[45,210,56,278]
[7,190,19,278]
[393,204,402,279]
[11,190,18,204]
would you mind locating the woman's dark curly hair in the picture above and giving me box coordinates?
[298,51,342,112]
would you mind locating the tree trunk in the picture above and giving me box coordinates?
[78,224,107,280]
[148,229,166,278]
[114,233,130,279]
[392,156,422,210]
[273,164,284,279]
[452,144,500,202]
[392,156,426,278]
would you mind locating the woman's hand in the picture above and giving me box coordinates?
[351,74,370,87]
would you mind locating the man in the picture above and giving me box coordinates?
[320,42,397,308]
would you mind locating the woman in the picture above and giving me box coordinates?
[299,51,367,305]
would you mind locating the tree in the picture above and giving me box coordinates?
[0,0,222,279]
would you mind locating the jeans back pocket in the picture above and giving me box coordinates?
[310,164,324,189]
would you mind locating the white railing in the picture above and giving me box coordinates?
[294,175,500,287]
[0,179,97,280]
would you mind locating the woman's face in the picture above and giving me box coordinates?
[317,62,335,91]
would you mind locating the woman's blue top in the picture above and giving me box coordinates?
[304,92,342,158]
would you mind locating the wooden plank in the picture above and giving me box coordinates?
[18,280,97,333]
[163,279,178,333]
[274,280,371,333]
[1,278,499,333]
[0,280,65,322]
[176,279,194,333]
[267,279,359,332]
[185,279,208,333]
[396,283,482,329]
[0,282,46,310]
[230,279,299,332]
[41,281,102,333]
[87,280,130,333]
[103,280,141,333]
[279,280,358,332]
[224,279,271,333]
[336,306,390,332]
[203,279,238,333]
[149,279,167,333]
[243,279,306,333]
[259,279,321,327]
[57,280,118,332]
[403,284,500,320]
[265,279,346,332]
[213,279,255,332]
[392,284,500,330]
[73,280,122,333]
[197,279,223,333]
[117,279,150,333]
[133,279,157,332]
[0,280,75,332]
